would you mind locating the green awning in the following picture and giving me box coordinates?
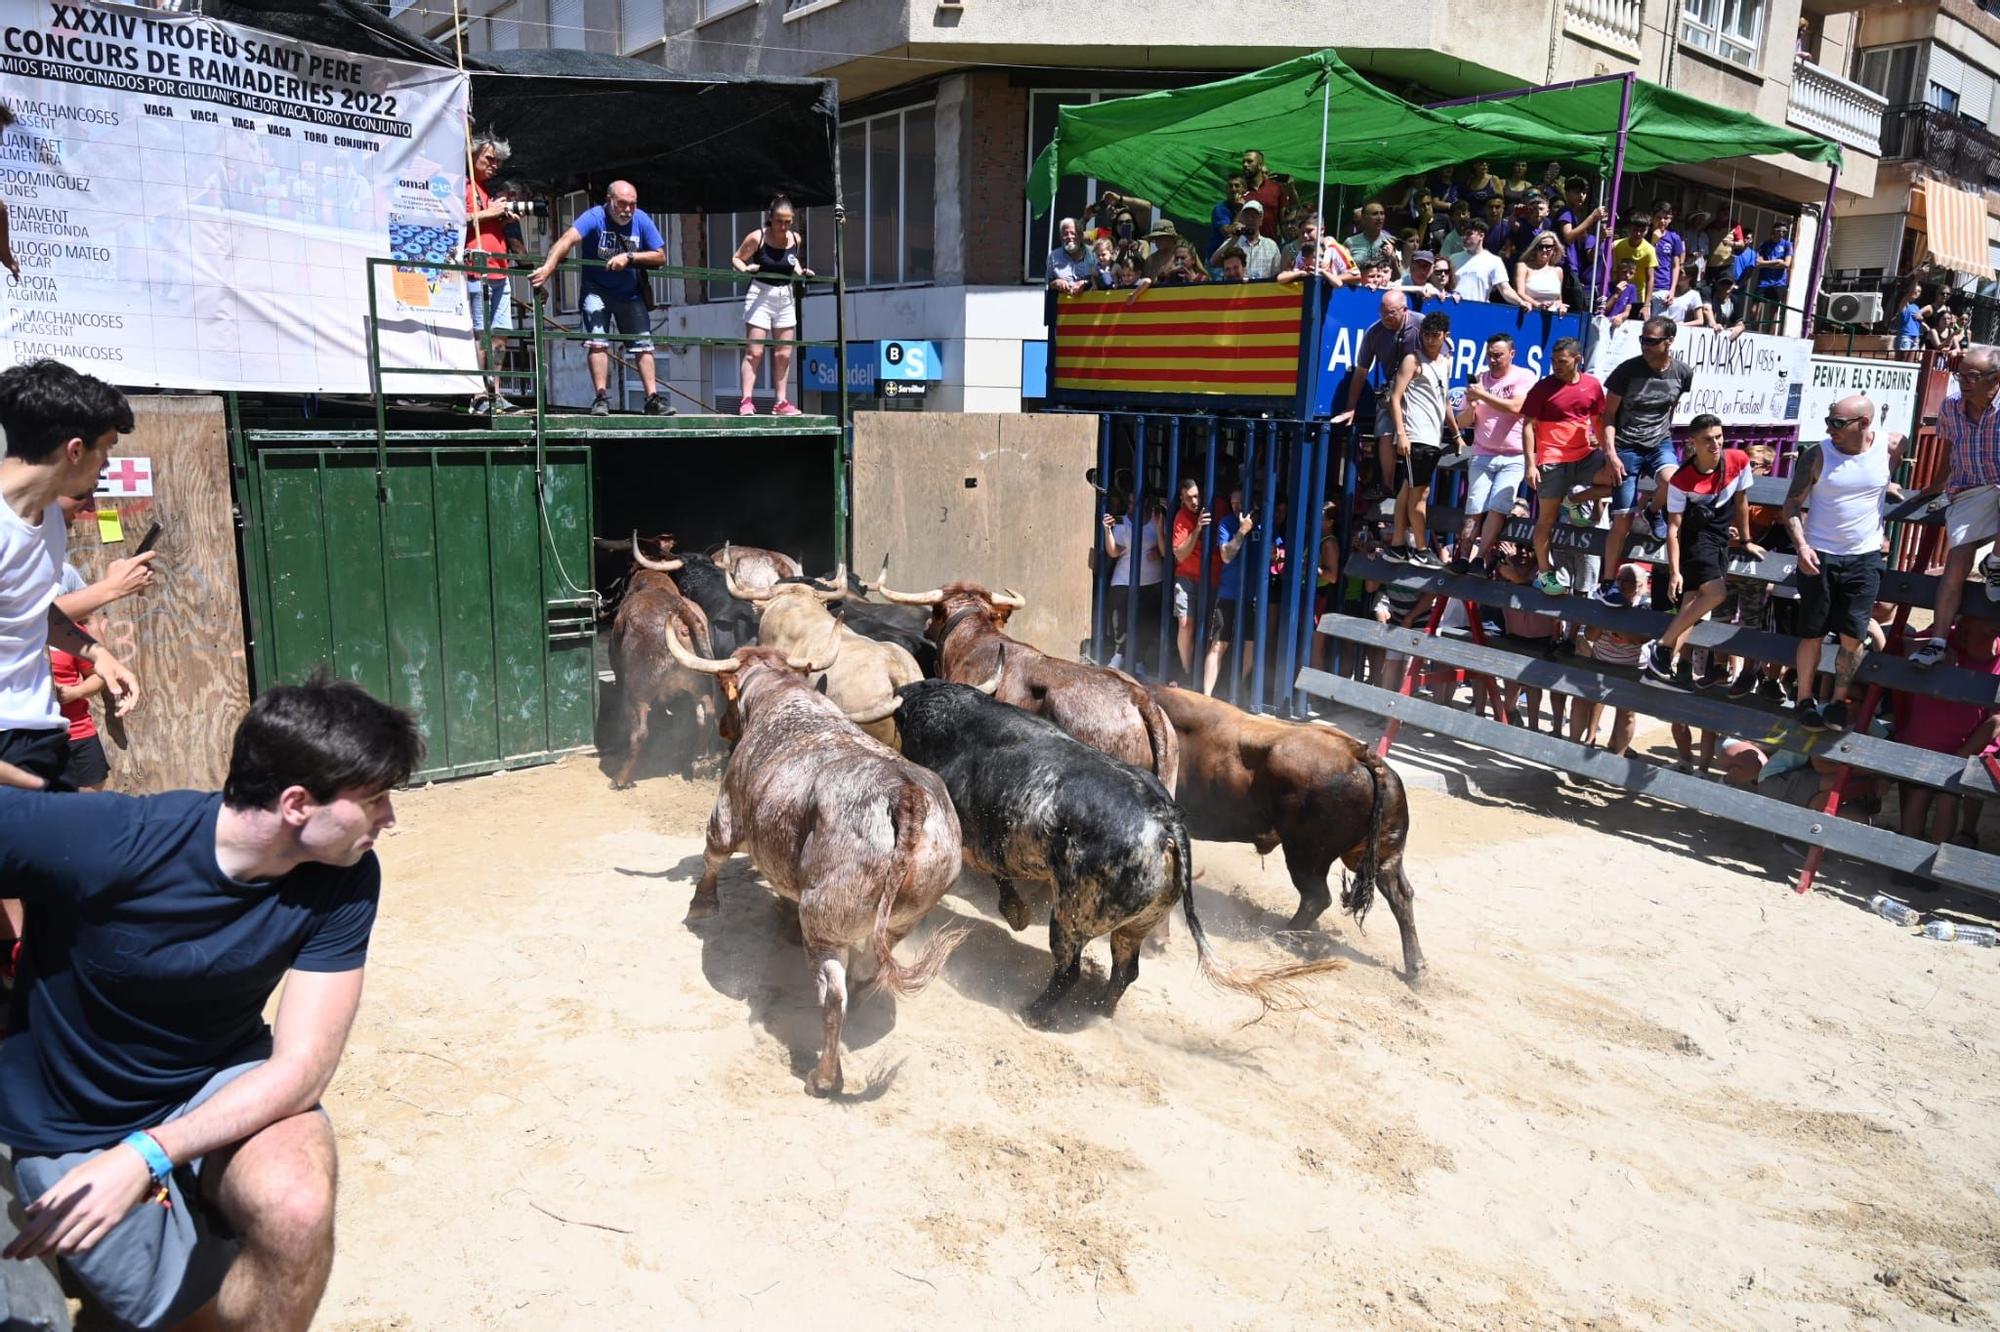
[1026,52,1842,219]
[1025,51,1527,221]
[1449,77,1843,176]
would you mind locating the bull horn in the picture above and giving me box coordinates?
[972,646,1005,696]
[843,695,903,725]
[812,564,849,602]
[875,580,944,605]
[723,565,772,602]
[631,533,683,573]
[992,587,1027,609]
[664,624,739,674]
[786,617,843,673]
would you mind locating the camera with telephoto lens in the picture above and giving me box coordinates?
[501,199,547,217]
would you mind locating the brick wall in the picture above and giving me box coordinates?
[964,73,1028,286]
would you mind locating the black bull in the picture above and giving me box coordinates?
[891,679,1341,1025]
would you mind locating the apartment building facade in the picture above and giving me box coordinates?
[402,0,1890,411]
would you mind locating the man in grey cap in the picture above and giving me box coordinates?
[1211,199,1279,279]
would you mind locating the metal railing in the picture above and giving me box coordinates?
[1787,58,1887,156]
[1879,102,2000,187]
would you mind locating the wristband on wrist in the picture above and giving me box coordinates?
[122,1130,173,1185]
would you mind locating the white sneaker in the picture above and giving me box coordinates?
[1910,637,1948,669]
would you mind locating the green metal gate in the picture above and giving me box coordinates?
[235,439,598,781]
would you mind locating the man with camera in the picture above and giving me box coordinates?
[530,182,668,417]
[1207,200,1279,280]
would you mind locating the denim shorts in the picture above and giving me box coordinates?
[1465,452,1524,516]
[580,292,652,354]
[466,276,511,332]
[1613,441,1677,513]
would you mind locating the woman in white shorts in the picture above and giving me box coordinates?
[732,194,815,416]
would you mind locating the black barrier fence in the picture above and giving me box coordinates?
[1076,410,1338,717]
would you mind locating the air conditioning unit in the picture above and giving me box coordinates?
[1819,290,1884,325]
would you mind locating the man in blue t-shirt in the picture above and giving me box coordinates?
[1197,487,1257,696]
[0,678,422,1331]
[529,180,669,417]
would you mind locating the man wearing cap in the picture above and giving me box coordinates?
[1210,200,1279,279]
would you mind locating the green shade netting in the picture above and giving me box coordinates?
[1026,51,1841,220]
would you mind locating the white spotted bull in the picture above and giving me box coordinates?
[725,566,924,747]
[668,631,967,1096]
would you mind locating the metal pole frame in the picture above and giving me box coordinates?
[1124,416,1146,677]
[1250,420,1281,714]
[1279,423,1314,716]
[1597,73,1637,303]
[1800,164,1841,339]
[1160,417,1183,679]
[832,136,853,566]
[1104,410,1120,660]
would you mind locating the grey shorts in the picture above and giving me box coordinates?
[10,1058,288,1329]
[1535,456,1602,501]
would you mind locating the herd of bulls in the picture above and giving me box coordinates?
[599,535,1425,1096]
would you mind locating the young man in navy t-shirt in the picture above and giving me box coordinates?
[529,179,669,417]
[0,678,422,1330]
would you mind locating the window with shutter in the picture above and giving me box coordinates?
[489,0,519,51]
[620,0,661,52]
[549,0,585,49]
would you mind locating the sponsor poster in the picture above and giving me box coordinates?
[1310,287,1584,417]
[1587,318,1811,427]
[0,0,475,392]
[1795,355,1922,445]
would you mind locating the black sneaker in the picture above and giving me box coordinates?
[1445,557,1472,576]
[1672,656,1696,690]
[644,394,676,417]
[1642,644,1677,686]
[1820,699,1851,730]
[590,394,611,417]
[1381,544,1410,564]
[1646,509,1669,545]
[1756,676,1785,703]
[1794,699,1826,732]
[1699,661,1729,692]
[469,395,493,416]
[1728,671,1757,700]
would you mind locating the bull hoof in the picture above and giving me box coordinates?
[1021,1001,1060,1031]
[608,778,634,791]
[1404,959,1430,987]
[805,1066,844,1097]
[684,894,719,922]
[997,887,1032,932]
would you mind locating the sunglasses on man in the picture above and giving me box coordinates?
[1825,413,1863,430]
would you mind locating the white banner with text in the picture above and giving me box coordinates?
[0,0,474,392]
[1589,319,1812,428]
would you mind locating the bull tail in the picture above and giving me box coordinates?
[867,783,968,996]
[1173,818,1343,1020]
[1140,690,1179,796]
[1345,747,1397,923]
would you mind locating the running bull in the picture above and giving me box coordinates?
[1151,687,1425,981]
[875,579,1178,792]
[889,667,1340,1026]
[726,567,924,747]
[605,537,718,789]
[668,630,967,1096]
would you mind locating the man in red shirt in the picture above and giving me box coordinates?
[1169,476,1214,681]
[1520,337,1607,597]
[1239,149,1293,223]
[1643,414,1765,688]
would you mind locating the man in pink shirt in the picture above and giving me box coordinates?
[1448,332,1538,575]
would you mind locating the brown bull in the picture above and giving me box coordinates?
[875,579,1178,793]
[728,567,922,746]
[711,542,803,594]
[1150,686,1425,981]
[669,631,967,1097]
[606,538,717,790]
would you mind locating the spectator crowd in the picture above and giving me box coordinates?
[1049,149,1804,334]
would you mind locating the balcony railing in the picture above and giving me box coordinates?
[1564,0,1644,53]
[1786,58,1886,156]
[1880,102,2000,189]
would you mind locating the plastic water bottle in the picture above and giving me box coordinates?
[1922,920,1999,947]
[1870,894,1922,926]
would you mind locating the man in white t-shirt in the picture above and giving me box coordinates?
[1452,219,1532,309]
[0,359,142,790]
[1101,494,1169,674]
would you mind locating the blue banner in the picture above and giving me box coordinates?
[1307,287,1585,417]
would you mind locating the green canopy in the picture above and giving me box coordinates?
[1025,51,1526,221]
[1449,77,1843,176]
[1026,51,1842,220]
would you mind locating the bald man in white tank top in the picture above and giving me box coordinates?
[1781,393,1906,732]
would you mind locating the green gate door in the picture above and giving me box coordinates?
[237,441,597,781]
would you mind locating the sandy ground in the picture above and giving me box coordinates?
[313,729,2000,1330]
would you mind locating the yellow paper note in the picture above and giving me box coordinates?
[97,507,124,543]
